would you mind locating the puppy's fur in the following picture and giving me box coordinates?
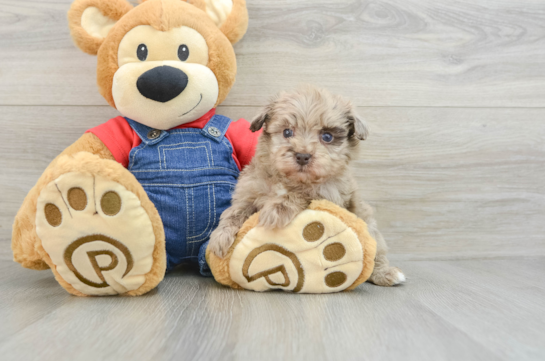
[209,86,405,286]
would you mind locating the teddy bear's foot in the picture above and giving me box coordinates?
[36,171,159,296]
[208,201,377,293]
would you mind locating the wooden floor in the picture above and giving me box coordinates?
[1,0,545,360]
[1,255,544,361]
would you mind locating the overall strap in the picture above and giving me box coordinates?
[125,117,169,145]
[200,115,232,143]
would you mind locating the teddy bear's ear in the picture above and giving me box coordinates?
[202,0,249,44]
[68,0,133,55]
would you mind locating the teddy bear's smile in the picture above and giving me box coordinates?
[179,93,203,117]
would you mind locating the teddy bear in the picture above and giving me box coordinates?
[11,0,377,296]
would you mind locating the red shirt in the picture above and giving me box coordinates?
[86,109,261,170]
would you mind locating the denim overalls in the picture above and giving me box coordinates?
[126,115,239,275]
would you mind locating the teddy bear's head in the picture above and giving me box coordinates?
[68,0,248,130]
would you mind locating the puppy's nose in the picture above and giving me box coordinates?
[295,153,312,166]
[137,66,188,103]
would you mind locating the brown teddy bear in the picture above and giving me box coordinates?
[12,0,377,296]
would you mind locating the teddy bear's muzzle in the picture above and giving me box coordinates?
[136,65,189,103]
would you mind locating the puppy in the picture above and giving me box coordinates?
[208,86,405,286]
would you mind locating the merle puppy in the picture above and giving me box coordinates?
[208,86,405,286]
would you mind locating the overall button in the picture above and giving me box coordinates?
[208,127,221,138]
[147,129,161,140]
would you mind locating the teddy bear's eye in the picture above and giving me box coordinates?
[178,44,189,61]
[137,44,148,61]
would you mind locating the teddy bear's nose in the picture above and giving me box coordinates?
[137,66,188,103]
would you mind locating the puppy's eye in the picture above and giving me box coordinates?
[178,44,189,61]
[321,132,333,143]
[283,129,293,138]
[137,44,148,61]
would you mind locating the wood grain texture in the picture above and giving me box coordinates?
[1,0,545,107]
[1,1,544,360]
[1,105,543,259]
[0,258,544,361]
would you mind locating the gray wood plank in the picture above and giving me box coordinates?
[0,258,544,361]
[0,262,70,344]
[1,0,545,107]
[1,105,544,260]
[406,259,545,361]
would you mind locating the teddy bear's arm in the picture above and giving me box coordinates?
[53,133,115,164]
[12,133,114,270]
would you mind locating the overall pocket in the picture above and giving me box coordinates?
[158,141,214,170]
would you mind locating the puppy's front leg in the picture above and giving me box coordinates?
[209,199,256,258]
[258,194,307,229]
[348,196,406,286]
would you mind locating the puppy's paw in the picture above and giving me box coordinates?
[258,204,299,229]
[209,226,237,258]
[368,267,406,287]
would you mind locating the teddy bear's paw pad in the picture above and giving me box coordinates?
[36,172,156,296]
[229,210,365,293]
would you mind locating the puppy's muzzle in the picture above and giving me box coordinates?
[137,66,188,103]
[295,153,312,166]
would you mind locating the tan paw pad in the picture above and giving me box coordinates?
[36,172,156,296]
[229,209,367,293]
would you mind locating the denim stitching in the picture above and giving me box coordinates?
[158,141,213,169]
[162,145,210,168]
[189,186,195,253]
[188,184,212,241]
[190,187,196,254]
[187,183,220,245]
[158,144,162,170]
[211,183,217,234]
[209,144,215,165]
[168,129,201,134]
[158,141,211,168]
[129,142,148,171]
[191,187,195,240]
[185,187,191,241]
[140,181,236,187]
[220,138,239,170]
[129,167,238,175]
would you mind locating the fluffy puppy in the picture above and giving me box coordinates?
[209,86,405,286]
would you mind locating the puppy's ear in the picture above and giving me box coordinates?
[68,0,133,55]
[347,111,369,141]
[250,108,270,132]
